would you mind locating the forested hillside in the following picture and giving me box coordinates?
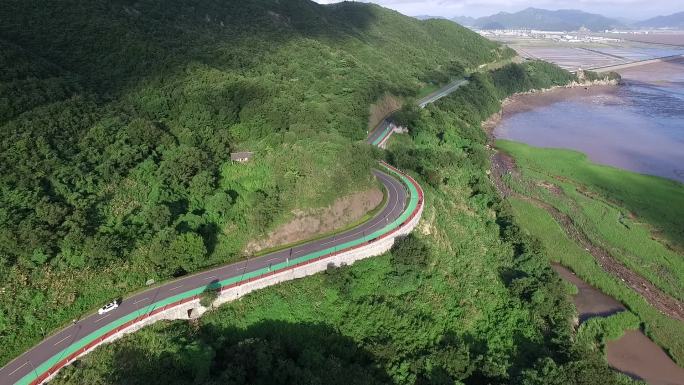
[0,0,512,365]
[52,62,634,385]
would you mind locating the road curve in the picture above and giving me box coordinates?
[367,78,469,147]
[417,79,468,107]
[0,167,413,385]
[2,74,469,385]
[367,119,394,147]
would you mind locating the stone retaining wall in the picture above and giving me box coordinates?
[38,190,423,384]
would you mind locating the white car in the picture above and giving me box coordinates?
[98,300,119,315]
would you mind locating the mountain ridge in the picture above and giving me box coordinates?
[0,0,512,367]
[634,11,684,28]
[468,7,625,31]
[450,8,684,31]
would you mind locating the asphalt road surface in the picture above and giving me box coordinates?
[2,71,467,385]
[418,79,468,107]
[0,169,407,385]
[367,78,469,146]
[367,119,393,146]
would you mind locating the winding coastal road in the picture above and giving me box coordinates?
[1,76,465,385]
[417,79,468,108]
[0,169,408,385]
[367,78,469,147]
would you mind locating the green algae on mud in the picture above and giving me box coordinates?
[497,141,684,300]
[502,152,684,366]
[496,140,684,252]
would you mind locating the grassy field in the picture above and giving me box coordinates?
[497,139,684,365]
[509,197,684,365]
[497,141,684,301]
[497,141,684,250]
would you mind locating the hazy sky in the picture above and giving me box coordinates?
[315,0,682,19]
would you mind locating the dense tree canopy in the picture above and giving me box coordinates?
[50,62,633,385]
[0,0,512,365]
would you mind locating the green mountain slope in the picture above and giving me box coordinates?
[50,62,631,385]
[0,0,512,365]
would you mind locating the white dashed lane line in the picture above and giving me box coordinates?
[7,362,29,376]
[53,335,71,346]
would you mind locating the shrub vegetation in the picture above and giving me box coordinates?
[52,62,635,384]
[0,0,513,365]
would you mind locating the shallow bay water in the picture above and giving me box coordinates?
[607,330,684,385]
[495,58,684,383]
[494,58,684,183]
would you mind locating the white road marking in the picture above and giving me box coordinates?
[8,361,29,376]
[349,177,399,238]
[205,276,217,280]
[321,239,336,246]
[133,297,149,305]
[169,284,183,291]
[95,314,111,323]
[53,335,71,346]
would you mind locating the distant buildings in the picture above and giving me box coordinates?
[476,28,621,43]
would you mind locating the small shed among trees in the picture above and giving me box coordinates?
[230,151,254,163]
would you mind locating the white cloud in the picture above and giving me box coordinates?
[314,0,682,19]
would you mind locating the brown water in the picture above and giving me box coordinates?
[552,263,684,384]
[494,58,684,183]
[551,264,625,322]
[607,330,684,385]
[496,56,684,382]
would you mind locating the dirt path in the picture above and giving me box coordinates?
[490,151,684,322]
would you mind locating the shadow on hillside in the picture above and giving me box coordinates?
[85,320,391,385]
[1,0,379,96]
[54,317,580,385]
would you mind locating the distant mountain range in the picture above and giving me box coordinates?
[634,11,684,29]
[435,8,684,31]
[451,8,623,31]
[451,15,477,26]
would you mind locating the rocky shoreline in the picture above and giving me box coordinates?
[483,75,621,137]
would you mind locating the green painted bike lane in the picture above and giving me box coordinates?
[16,162,421,385]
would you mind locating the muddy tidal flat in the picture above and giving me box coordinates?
[607,330,684,385]
[494,58,684,183]
[552,263,684,385]
[551,264,625,323]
